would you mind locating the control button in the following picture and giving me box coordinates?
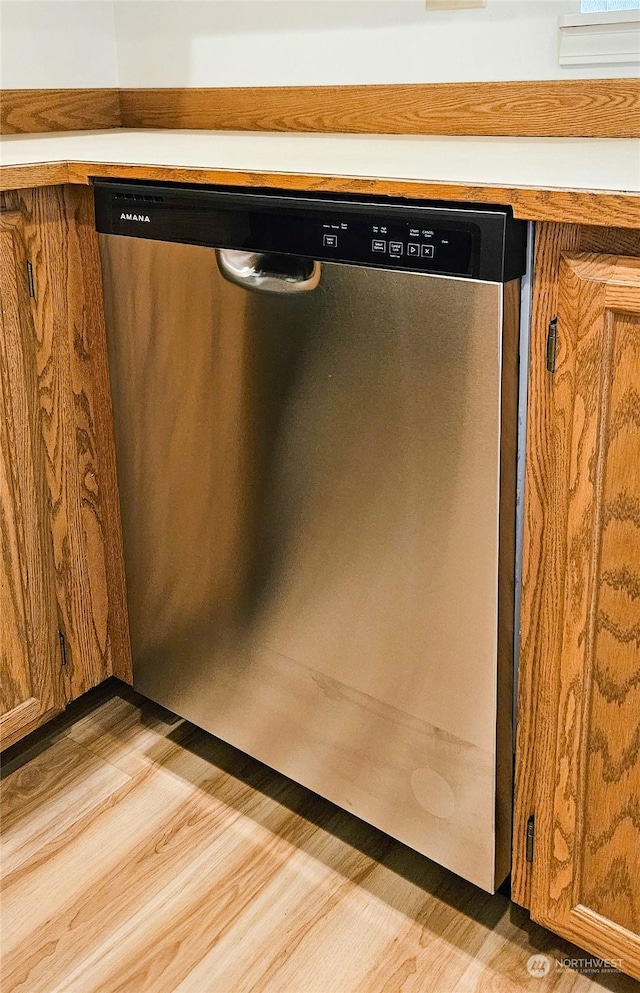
[389,242,403,256]
[421,244,435,258]
[371,239,387,252]
[407,243,420,257]
[323,234,338,248]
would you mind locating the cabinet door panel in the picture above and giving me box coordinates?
[582,306,640,937]
[530,252,640,979]
[0,370,37,719]
[0,212,64,747]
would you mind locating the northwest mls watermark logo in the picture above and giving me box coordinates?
[557,956,623,975]
[526,955,552,978]
[526,953,623,978]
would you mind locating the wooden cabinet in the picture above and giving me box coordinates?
[514,229,640,981]
[0,209,65,747]
[2,172,639,975]
[0,187,132,749]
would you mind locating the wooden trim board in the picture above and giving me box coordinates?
[2,161,639,228]
[54,163,640,228]
[118,81,640,139]
[0,89,120,136]
[1,80,639,138]
[0,163,71,190]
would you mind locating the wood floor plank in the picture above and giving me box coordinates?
[108,815,396,993]
[1,687,636,993]
[0,736,234,964]
[450,903,640,993]
[2,717,339,992]
[66,692,184,777]
[0,736,130,877]
[49,817,327,992]
[199,861,476,993]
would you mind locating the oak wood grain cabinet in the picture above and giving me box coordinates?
[0,186,132,749]
[0,208,66,747]
[514,229,640,982]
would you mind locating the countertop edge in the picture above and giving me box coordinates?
[2,157,639,228]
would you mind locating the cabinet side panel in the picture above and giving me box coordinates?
[64,185,132,687]
[17,186,132,699]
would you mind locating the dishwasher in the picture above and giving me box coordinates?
[95,181,527,892]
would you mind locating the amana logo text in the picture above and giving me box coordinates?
[120,212,151,222]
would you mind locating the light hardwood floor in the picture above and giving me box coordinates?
[1,683,637,993]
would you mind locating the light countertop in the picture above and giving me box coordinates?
[2,129,640,193]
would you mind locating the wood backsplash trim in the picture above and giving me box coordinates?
[1,89,121,135]
[118,80,640,138]
[1,80,639,138]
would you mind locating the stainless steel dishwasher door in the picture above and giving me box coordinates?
[99,235,516,892]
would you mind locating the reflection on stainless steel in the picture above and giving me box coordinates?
[99,235,517,892]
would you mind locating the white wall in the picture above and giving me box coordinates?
[113,0,630,87]
[0,1,117,88]
[0,0,632,90]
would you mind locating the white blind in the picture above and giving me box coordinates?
[581,0,640,11]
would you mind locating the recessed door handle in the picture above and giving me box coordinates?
[216,250,320,294]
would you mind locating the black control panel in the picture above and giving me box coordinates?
[94,181,527,283]
[318,217,474,275]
